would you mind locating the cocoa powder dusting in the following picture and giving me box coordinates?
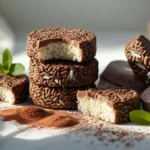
[1,106,150,148]
[35,113,79,128]
[17,107,51,123]
[0,106,79,128]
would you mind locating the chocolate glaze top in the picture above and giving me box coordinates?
[77,88,139,106]
[28,28,95,43]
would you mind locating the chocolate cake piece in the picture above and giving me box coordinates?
[125,35,150,84]
[101,60,147,92]
[0,73,29,104]
[26,28,96,62]
[141,86,150,112]
[29,82,95,109]
[29,58,98,87]
[77,88,139,123]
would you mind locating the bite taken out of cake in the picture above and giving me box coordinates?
[26,28,96,62]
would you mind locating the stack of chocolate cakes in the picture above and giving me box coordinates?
[26,28,98,109]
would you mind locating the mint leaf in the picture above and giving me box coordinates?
[0,49,25,76]
[129,110,150,125]
[9,63,25,76]
[0,64,9,74]
[2,49,12,70]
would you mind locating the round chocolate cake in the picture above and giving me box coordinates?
[26,28,96,62]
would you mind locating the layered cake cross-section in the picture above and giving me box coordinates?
[0,73,29,104]
[77,88,139,123]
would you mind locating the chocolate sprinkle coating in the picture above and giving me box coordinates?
[29,82,96,109]
[125,35,150,84]
[26,28,96,62]
[29,58,98,88]
[0,73,29,104]
[77,88,140,123]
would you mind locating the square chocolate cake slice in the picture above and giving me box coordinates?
[77,88,139,123]
[0,73,29,104]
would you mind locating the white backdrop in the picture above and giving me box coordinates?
[0,0,149,74]
[0,0,150,32]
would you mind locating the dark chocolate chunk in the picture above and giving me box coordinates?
[98,77,122,89]
[141,86,150,112]
[101,60,147,92]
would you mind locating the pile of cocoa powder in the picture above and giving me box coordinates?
[0,106,79,128]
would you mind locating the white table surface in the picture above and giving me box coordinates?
[0,31,150,150]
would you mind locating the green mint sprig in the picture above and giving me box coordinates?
[0,49,25,76]
[129,110,150,125]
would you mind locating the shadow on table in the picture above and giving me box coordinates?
[0,125,100,150]
[0,122,150,150]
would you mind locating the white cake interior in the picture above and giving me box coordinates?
[78,97,116,123]
[0,87,15,104]
[38,42,82,62]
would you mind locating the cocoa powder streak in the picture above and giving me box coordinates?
[0,106,79,128]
